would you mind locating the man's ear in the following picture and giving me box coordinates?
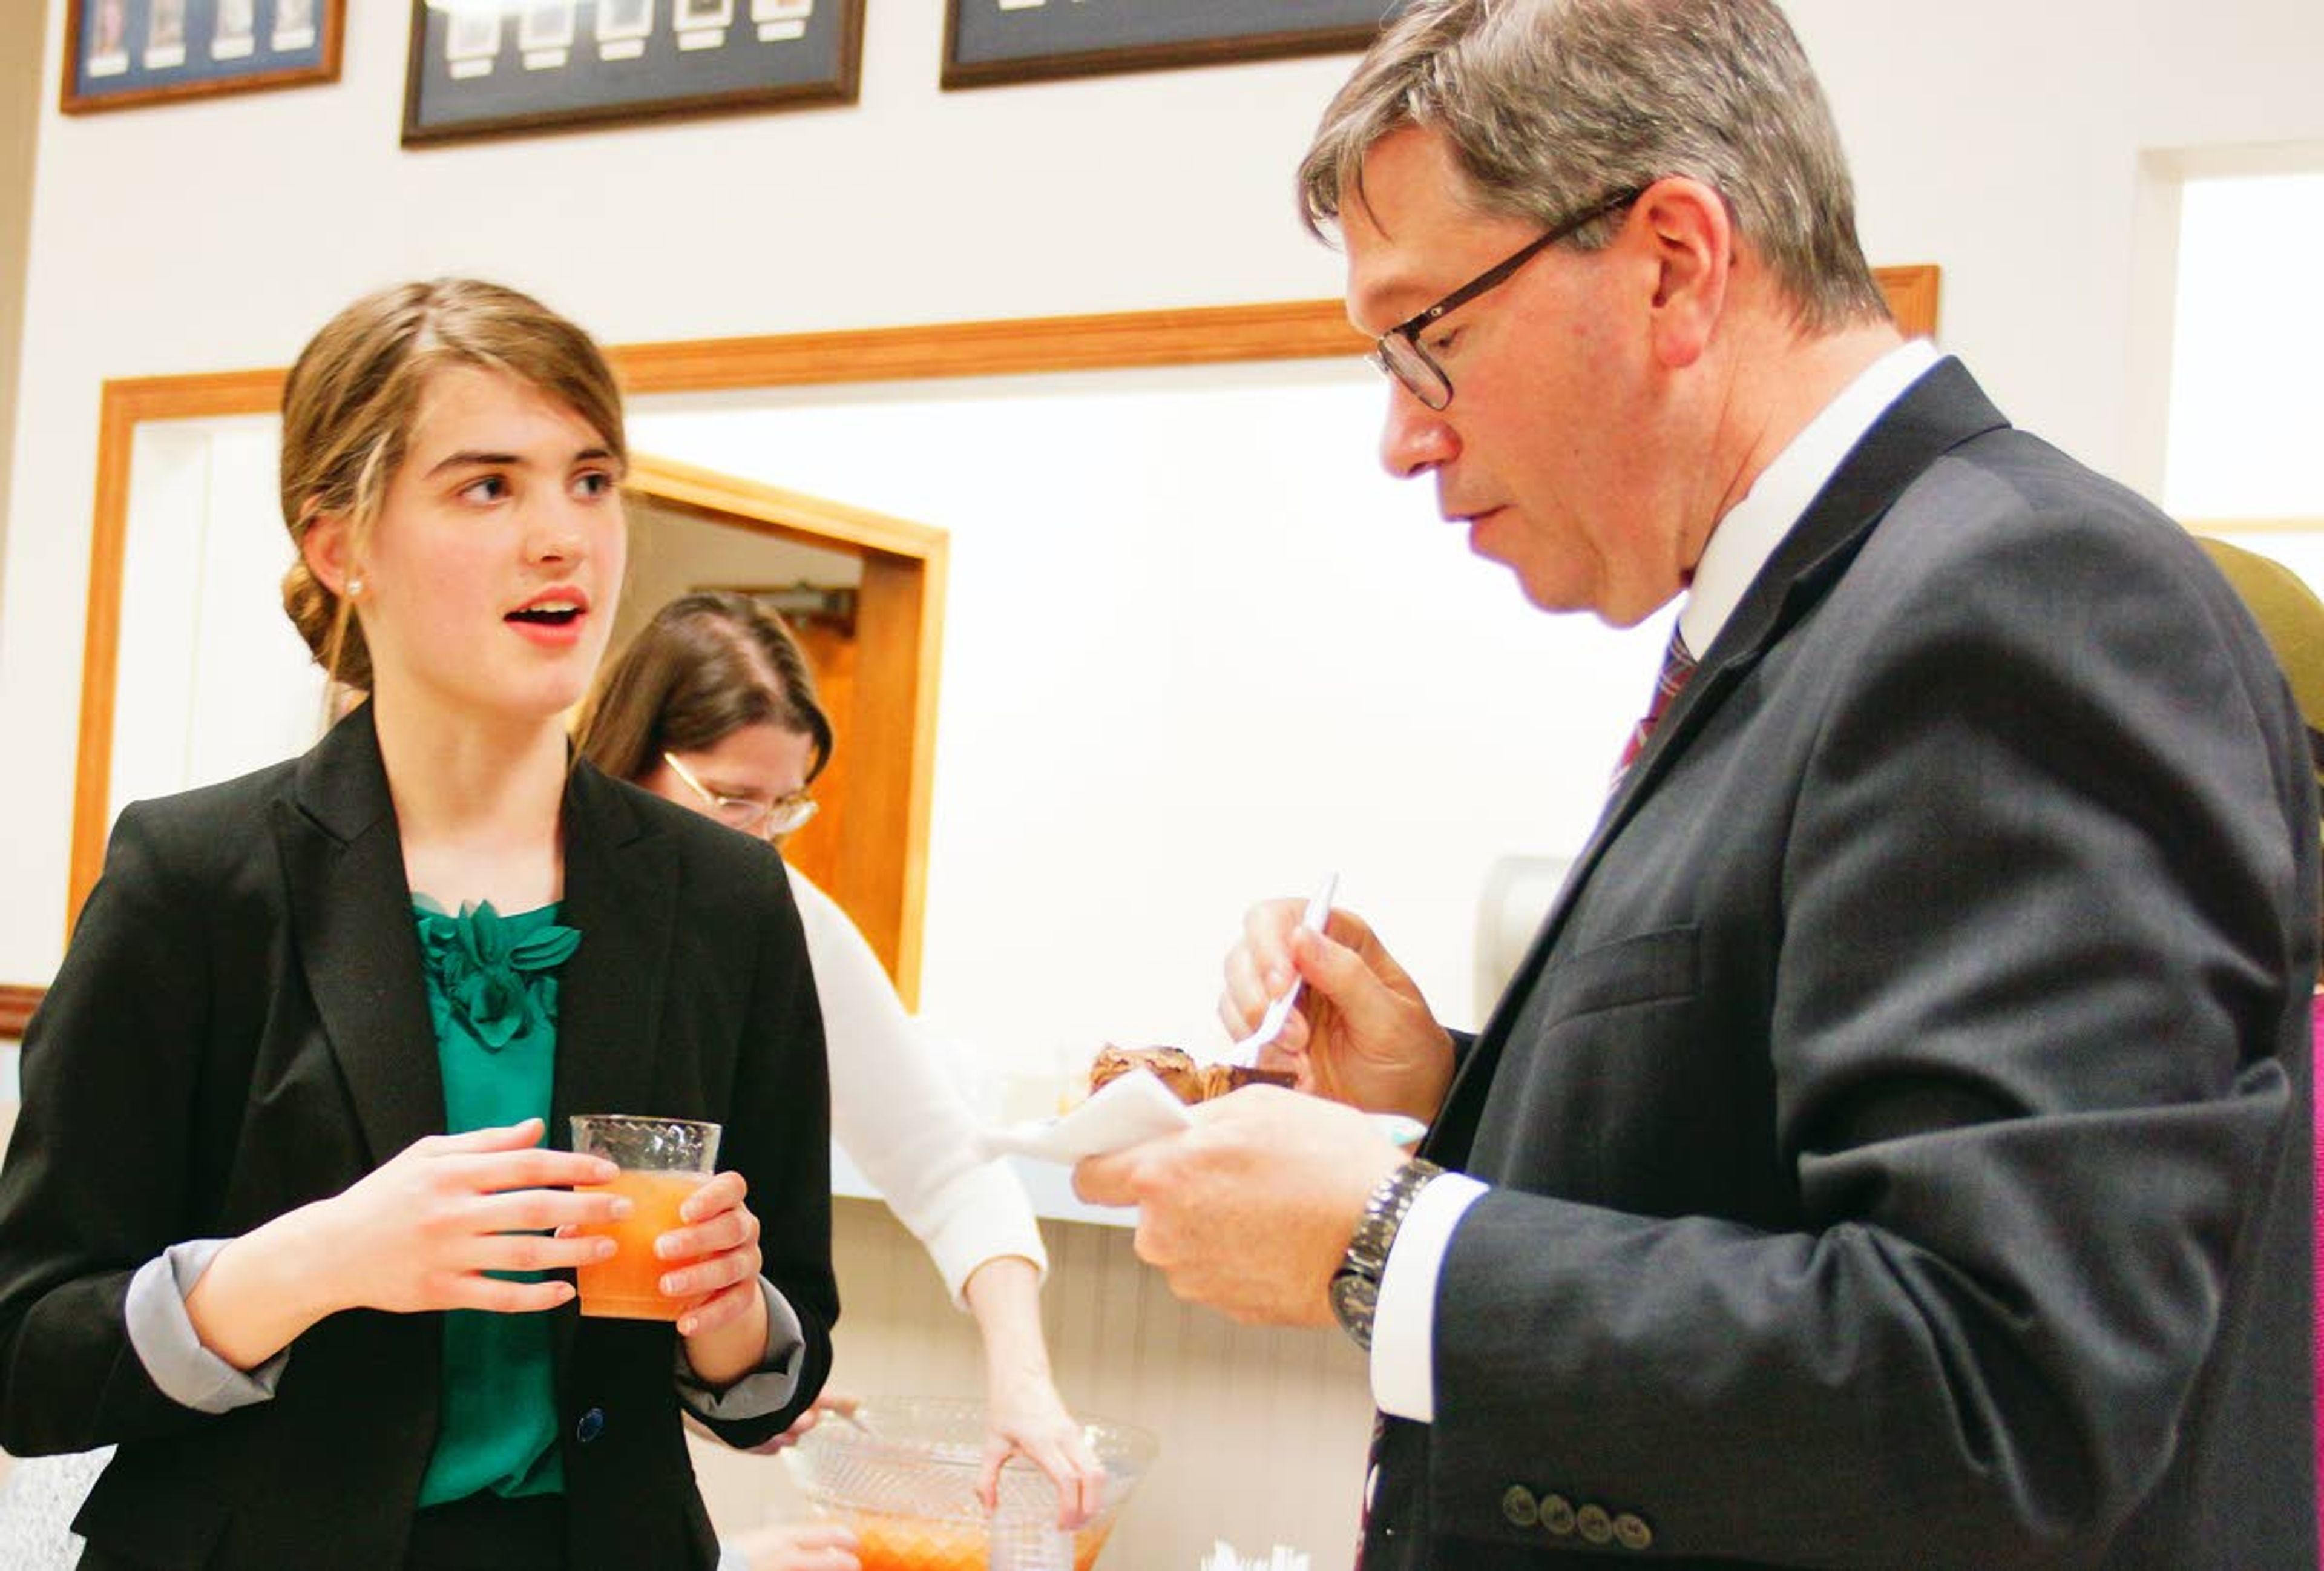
[1633,177,1733,371]
[300,507,355,595]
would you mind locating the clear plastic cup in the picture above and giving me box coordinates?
[568,1114,721,1320]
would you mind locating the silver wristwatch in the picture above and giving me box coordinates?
[1330,1158,1445,1352]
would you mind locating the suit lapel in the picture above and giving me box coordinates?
[1425,358,2012,1162]
[549,762,676,1141]
[277,720,683,1173]
[277,704,446,1168]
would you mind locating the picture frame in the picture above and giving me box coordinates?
[403,0,863,147]
[62,0,343,114]
[942,0,1405,90]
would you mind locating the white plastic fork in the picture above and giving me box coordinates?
[1224,872,1339,1066]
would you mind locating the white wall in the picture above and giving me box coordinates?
[2165,170,2324,522]
[2162,168,2324,618]
[107,417,328,826]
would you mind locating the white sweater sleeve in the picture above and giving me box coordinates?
[790,868,1048,1305]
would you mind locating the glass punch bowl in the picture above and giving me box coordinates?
[784,1396,1158,1571]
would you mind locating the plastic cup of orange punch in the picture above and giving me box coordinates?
[568,1114,721,1320]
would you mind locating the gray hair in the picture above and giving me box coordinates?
[1298,0,1889,332]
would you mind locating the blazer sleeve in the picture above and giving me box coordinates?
[1422,498,2314,1562]
[0,803,232,1455]
[688,856,838,1450]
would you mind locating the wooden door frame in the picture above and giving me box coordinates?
[49,268,1938,1013]
[621,455,947,1005]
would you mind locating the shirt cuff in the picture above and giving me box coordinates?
[1369,1172,1487,1423]
[125,1240,289,1414]
[672,1277,806,1422]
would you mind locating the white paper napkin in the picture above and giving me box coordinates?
[978,1069,1195,1164]
[981,1068,1430,1165]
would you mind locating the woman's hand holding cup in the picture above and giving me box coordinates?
[319,1117,629,1316]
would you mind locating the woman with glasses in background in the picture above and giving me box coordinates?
[576,592,1104,1571]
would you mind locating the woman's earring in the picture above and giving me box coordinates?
[346,576,365,598]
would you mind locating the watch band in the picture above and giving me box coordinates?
[1331,1157,1445,1351]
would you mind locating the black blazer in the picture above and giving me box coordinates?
[0,706,838,1569]
[1363,361,2318,1569]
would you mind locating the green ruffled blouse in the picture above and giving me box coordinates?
[410,897,582,1509]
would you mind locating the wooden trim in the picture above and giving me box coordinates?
[1877,265,1941,341]
[0,984,41,1040]
[855,550,946,1011]
[609,300,1365,394]
[625,454,948,562]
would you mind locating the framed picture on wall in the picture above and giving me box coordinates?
[62,0,343,114]
[402,0,863,145]
[942,0,1407,90]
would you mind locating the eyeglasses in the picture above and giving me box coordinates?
[661,751,819,839]
[1370,186,1645,412]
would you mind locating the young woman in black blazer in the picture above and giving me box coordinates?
[0,279,836,1570]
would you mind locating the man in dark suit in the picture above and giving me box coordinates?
[1077,1,2319,1566]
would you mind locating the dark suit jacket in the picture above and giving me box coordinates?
[1362,361,2319,1569]
[0,706,838,1569]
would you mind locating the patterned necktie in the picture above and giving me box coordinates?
[1611,628,1697,788]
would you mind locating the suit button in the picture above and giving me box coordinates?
[1614,1512,1653,1550]
[1576,1504,1613,1545]
[1540,1494,1576,1536]
[1500,1485,1539,1528]
[576,1406,605,1443]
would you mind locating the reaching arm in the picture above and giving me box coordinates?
[790,871,1096,1519]
[960,1256,1105,1526]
